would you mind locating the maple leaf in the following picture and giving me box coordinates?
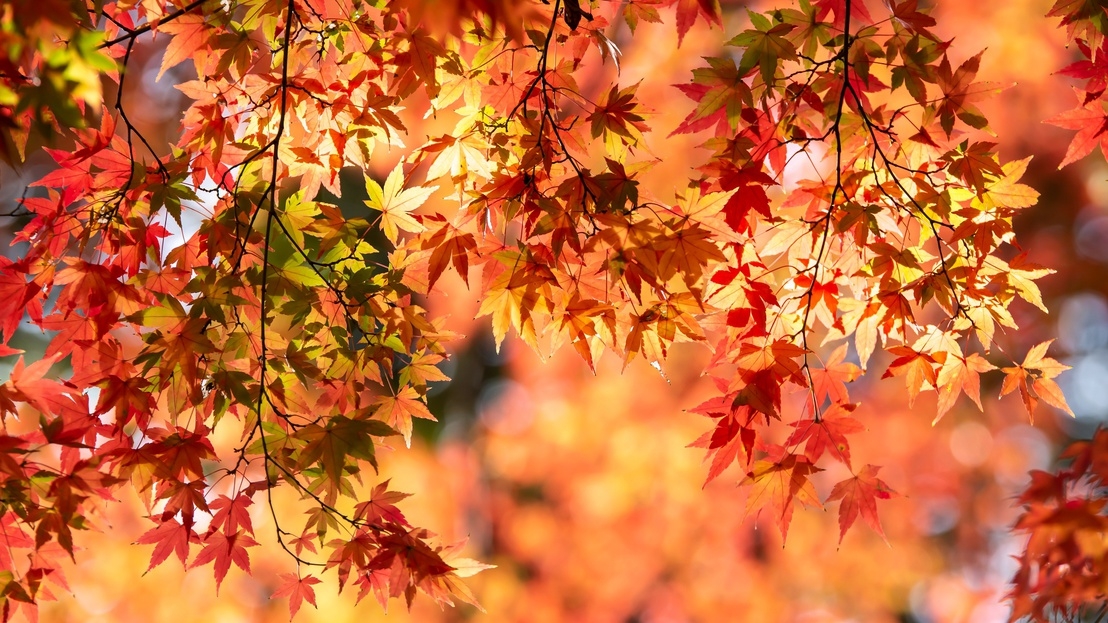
[786,403,864,468]
[809,344,862,405]
[190,530,259,592]
[613,0,660,32]
[728,19,798,87]
[1005,254,1054,314]
[979,157,1040,211]
[889,0,938,39]
[945,140,1003,195]
[400,350,451,389]
[207,494,254,535]
[94,375,155,430]
[934,352,996,424]
[1058,39,1108,98]
[935,52,1004,135]
[1000,340,1073,421]
[671,57,753,136]
[826,465,898,542]
[0,262,38,344]
[326,531,379,592]
[422,134,493,181]
[718,165,776,235]
[1017,470,1067,506]
[477,261,549,353]
[588,83,650,154]
[422,220,477,290]
[691,400,757,484]
[675,0,722,46]
[1,354,76,419]
[396,29,446,97]
[373,386,436,448]
[297,415,398,482]
[550,294,616,372]
[734,338,806,379]
[272,573,322,619]
[741,451,823,539]
[135,519,196,572]
[157,14,212,80]
[1046,89,1108,168]
[288,531,318,556]
[354,480,412,526]
[157,478,210,529]
[813,0,873,29]
[881,346,946,406]
[150,427,217,481]
[365,164,437,245]
[703,428,750,484]
[1048,0,1108,47]
[653,221,727,286]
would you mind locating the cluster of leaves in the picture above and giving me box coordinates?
[0,0,1081,619]
[1,0,499,617]
[0,0,116,163]
[1009,429,1108,623]
[623,0,1056,541]
[393,0,1060,551]
[1046,0,1108,168]
[1003,3,1108,621]
[1001,2,1108,616]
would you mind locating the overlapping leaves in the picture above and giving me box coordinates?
[0,0,1068,619]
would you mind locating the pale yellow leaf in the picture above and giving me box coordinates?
[364,164,436,244]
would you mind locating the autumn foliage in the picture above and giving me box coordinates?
[1,0,1107,620]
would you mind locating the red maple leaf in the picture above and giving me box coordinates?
[814,0,873,29]
[207,494,254,536]
[272,573,322,619]
[786,403,864,467]
[1046,89,1108,168]
[826,464,898,542]
[719,165,775,234]
[354,480,412,527]
[135,519,196,571]
[190,530,259,592]
[0,260,38,343]
[675,0,722,47]
[1059,40,1108,99]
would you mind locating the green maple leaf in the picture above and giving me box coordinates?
[728,15,797,87]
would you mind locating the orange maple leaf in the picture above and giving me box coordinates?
[157,14,211,80]
[374,386,437,448]
[1000,340,1073,421]
[881,346,947,406]
[741,450,822,539]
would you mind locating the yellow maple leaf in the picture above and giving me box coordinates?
[980,157,1040,210]
[365,164,436,244]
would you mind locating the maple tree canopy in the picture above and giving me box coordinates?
[0,0,1105,620]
